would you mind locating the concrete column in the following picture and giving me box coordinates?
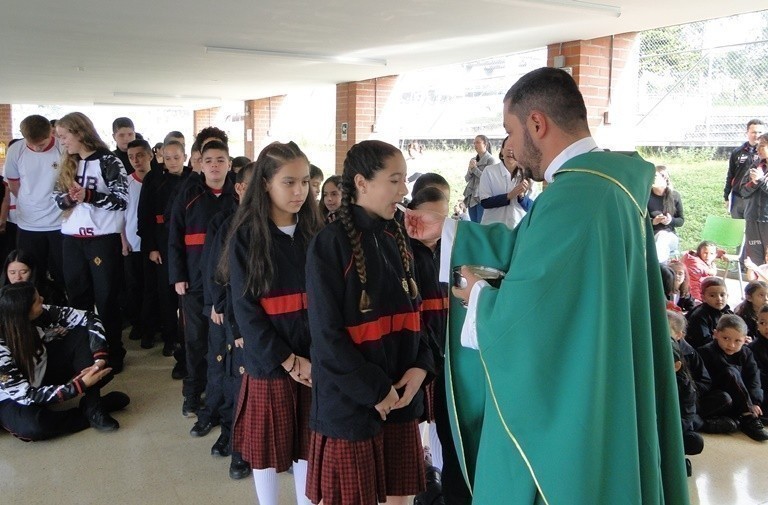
[244,96,286,160]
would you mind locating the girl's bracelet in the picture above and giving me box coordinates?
[286,355,298,374]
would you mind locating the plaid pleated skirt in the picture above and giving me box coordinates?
[306,420,426,505]
[231,373,311,472]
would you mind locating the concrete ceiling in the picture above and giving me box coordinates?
[0,0,760,109]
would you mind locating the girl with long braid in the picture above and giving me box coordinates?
[305,140,434,505]
[223,142,322,505]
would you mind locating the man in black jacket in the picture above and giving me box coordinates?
[725,119,764,218]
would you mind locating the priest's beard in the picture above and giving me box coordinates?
[516,128,543,182]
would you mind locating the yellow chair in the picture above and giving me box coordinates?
[700,215,746,292]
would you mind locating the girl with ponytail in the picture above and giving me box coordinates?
[305,140,434,505]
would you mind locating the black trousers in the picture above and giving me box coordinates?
[223,329,245,444]
[62,234,125,364]
[122,251,159,335]
[196,316,227,425]
[155,257,181,350]
[712,368,756,416]
[433,366,472,505]
[16,228,66,294]
[0,327,110,441]
[181,289,208,398]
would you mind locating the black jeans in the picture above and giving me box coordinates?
[62,234,125,364]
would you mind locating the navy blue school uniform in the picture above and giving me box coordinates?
[750,335,768,411]
[685,303,734,349]
[168,175,237,406]
[137,167,191,351]
[305,205,434,503]
[229,220,312,471]
[697,341,763,417]
[195,208,235,429]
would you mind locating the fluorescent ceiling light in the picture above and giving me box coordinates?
[113,91,222,101]
[205,46,388,66]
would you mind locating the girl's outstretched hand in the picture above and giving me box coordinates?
[392,368,427,410]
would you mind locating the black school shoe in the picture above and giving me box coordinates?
[182,396,199,418]
[190,420,214,437]
[87,408,120,432]
[171,361,187,380]
[229,453,250,480]
[211,433,230,457]
[701,416,738,434]
[739,414,768,441]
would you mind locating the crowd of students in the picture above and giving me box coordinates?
[0,112,474,504]
[1,107,766,504]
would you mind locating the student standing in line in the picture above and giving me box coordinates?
[168,140,236,417]
[2,115,65,294]
[54,112,128,373]
[306,140,433,505]
[137,140,190,370]
[225,142,322,504]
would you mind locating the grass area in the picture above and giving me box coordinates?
[404,148,730,253]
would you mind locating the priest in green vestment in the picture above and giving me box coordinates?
[406,67,689,505]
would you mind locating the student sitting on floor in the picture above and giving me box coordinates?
[733,281,768,342]
[697,314,768,441]
[0,282,129,440]
[686,276,733,349]
[751,305,768,416]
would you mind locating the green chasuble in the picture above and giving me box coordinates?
[445,151,689,504]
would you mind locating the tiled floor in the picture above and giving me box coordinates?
[1,313,766,505]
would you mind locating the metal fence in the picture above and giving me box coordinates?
[635,10,768,147]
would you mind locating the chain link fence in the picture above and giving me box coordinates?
[635,10,768,147]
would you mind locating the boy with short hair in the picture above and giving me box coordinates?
[686,276,734,348]
[168,140,236,417]
[124,139,156,348]
[137,140,190,371]
[112,117,136,175]
[697,314,768,441]
[2,114,65,292]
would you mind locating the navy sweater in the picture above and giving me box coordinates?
[229,221,312,380]
[167,176,236,291]
[306,205,434,440]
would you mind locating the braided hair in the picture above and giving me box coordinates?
[338,140,418,313]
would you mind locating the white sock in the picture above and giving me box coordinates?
[292,459,311,505]
[253,468,279,505]
[429,423,443,471]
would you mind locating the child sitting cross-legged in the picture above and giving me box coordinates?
[697,314,768,441]
[686,276,733,349]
